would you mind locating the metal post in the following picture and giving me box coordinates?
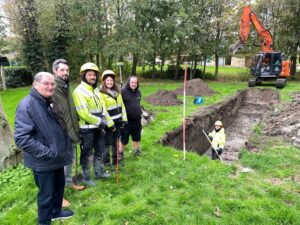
[183,63,188,160]
[0,66,6,91]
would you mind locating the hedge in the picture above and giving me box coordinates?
[4,67,33,88]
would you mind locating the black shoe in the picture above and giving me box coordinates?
[52,210,74,221]
[134,149,142,157]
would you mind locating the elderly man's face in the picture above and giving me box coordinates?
[54,63,69,81]
[33,75,56,98]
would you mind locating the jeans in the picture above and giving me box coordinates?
[64,144,77,186]
[33,167,65,225]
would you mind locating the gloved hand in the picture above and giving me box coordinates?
[216,148,223,155]
[110,125,116,132]
[100,115,107,128]
[120,121,127,130]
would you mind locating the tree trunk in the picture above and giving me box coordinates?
[152,52,156,79]
[96,54,100,68]
[290,55,297,80]
[192,56,198,79]
[160,58,165,79]
[88,53,93,62]
[214,53,219,80]
[174,47,181,80]
[100,53,106,69]
[0,101,22,171]
[203,55,207,78]
[131,54,139,76]
[188,58,194,80]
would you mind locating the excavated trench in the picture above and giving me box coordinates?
[161,88,280,163]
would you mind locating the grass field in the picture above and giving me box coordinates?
[0,80,300,225]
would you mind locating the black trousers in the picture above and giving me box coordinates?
[33,167,65,225]
[79,128,106,178]
[104,123,121,165]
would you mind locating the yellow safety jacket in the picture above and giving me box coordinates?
[99,89,127,128]
[209,128,226,149]
[72,81,112,129]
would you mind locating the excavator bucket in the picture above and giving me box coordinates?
[229,42,244,56]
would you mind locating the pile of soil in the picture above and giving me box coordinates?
[262,92,300,148]
[173,78,215,96]
[146,90,182,106]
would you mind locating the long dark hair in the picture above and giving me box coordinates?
[101,75,120,94]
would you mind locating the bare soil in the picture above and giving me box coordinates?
[173,78,215,96]
[262,92,300,148]
[222,88,279,162]
[162,88,281,164]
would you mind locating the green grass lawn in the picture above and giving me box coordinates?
[0,80,300,225]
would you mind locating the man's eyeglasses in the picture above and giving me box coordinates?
[38,81,56,87]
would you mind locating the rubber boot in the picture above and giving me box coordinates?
[82,169,96,186]
[94,161,111,179]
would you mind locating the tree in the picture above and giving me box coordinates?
[2,0,46,84]
[0,18,7,54]
[276,0,300,79]
[13,0,45,75]
[208,0,240,79]
[48,0,70,66]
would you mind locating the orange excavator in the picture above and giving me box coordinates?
[229,5,290,88]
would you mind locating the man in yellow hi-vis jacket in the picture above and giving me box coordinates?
[206,121,226,160]
[72,63,111,186]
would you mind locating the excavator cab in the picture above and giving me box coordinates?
[249,52,286,88]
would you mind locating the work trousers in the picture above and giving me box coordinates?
[211,148,222,160]
[64,144,77,186]
[33,167,65,225]
[104,123,121,165]
[79,128,106,179]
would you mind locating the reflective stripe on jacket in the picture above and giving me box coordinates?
[73,81,107,129]
[99,91,127,127]
[208,128,226,149]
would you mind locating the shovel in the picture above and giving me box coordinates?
[115,138,119,186]
[202,130,222,161]
[72,144,83,184]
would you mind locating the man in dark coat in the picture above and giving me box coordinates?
[119,76,142,158]
[52,59,85,208]
[14,72,74,225]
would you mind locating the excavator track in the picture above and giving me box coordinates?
[276,78,286,89]
[248,78,256,87]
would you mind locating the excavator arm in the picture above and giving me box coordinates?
[229,5,273,55]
